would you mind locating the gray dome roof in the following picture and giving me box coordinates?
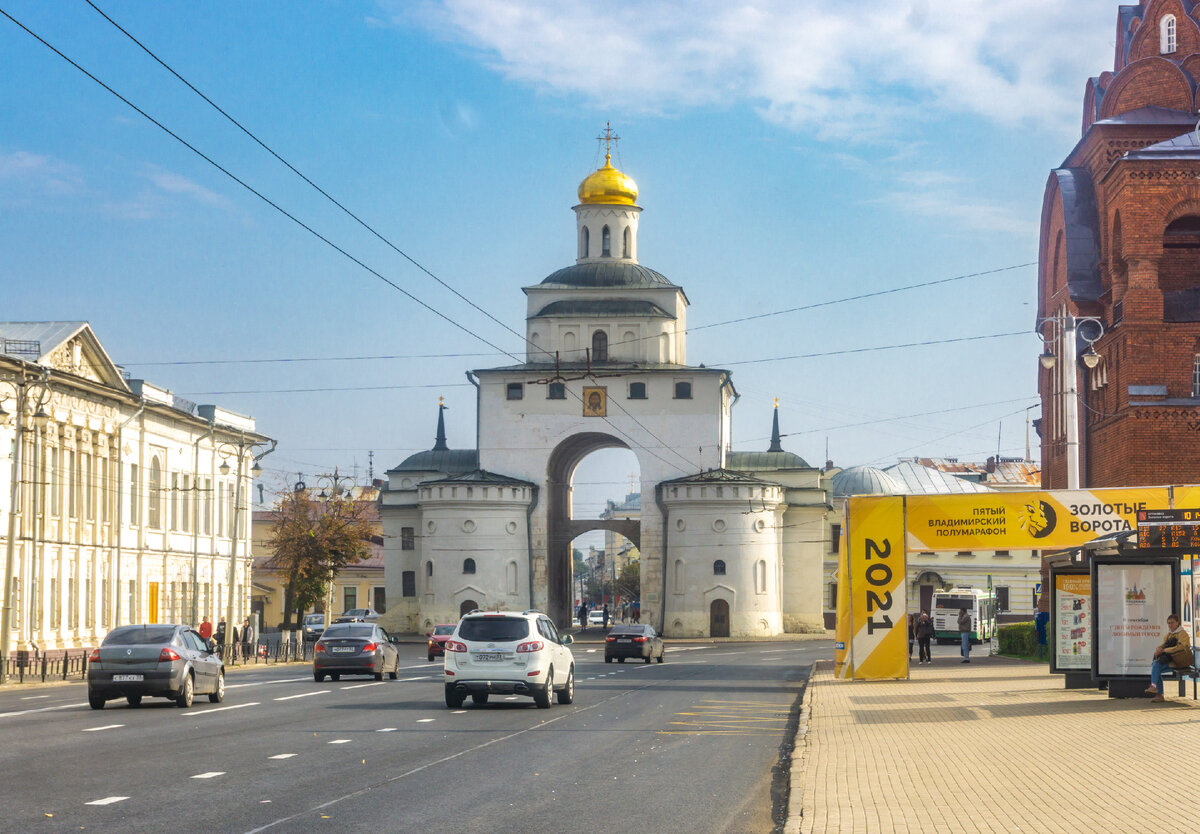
[539,262,676,289]
[831,465,906,498]
[532,299,674,318]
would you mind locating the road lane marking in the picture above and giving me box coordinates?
[86,796,129,806]
[189,702,260,716]
[417,718,435,723]
[328,739,351,744]
[192,772,225,779]
[275,691,328,701]
[20,694,50,700]
[377,728,397,732]
[83,724,123,732]
[451,710,466,714]
[343,682,386,690]
[395,676,435,682]
[0,702,86,718]
[269,754,297,760]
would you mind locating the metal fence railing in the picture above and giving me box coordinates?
[1,638,316,685]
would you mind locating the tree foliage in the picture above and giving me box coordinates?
[266,488,375,629]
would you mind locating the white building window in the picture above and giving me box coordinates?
[580,226,589,258]
[755,560,767,594]
[623,226,631,258]
[601,225,611,257]
[1162,14,1177,54]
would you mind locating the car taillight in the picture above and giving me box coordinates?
[605,636,616,642]
[159,647,180,662]
[516,640,544,653]
[445,640,468,653]
[315,643,327,653]
[633,636,648,643]
[362,642,378,652]
[89,648,100,662]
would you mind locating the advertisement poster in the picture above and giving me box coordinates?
[904,486,1200,553]
[1095,563,1173,676]
[836,496,907,680]
[1054,574,1091,671]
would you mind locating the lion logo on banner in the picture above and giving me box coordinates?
[1018,499,1057,539]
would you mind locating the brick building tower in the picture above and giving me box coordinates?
[1039,0,1200,489]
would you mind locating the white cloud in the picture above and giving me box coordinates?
[386,0,1113,140]
[0,150,84,196]
[868,170,1036,237]
[143,168,232,211]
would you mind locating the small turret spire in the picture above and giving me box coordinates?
[433,397,448,452]
[768,398,783,453]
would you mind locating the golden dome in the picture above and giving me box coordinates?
[578,153,638,206]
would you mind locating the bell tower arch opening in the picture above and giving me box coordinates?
[546,434,641,627]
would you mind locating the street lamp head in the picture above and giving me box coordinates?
[219,459,231,476]
[1081,348,1102,370]
[1039,352,1057,370]
[31,407,50,429]
[0,402,9,425]
[251,460,263,477]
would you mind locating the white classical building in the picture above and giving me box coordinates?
[0,323,269,657]
[380,146,832,638]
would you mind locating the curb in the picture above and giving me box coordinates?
[782,660,817,834]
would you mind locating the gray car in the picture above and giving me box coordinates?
[87,624,225,709]
[313,623,400,682]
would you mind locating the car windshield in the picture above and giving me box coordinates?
[433,625,455,635]
[305,615,324,624]
[103,626,177,646]
[458,617,530,642]
[346,609,370,616]
[322,625,374,639]
[610,626,644,635]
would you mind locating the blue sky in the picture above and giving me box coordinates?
[1,1,1119,522]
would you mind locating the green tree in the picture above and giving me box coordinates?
[267,487,375,629]
[617,560,640,599]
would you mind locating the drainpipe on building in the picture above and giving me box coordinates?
[113,399,146,627]
[191,417,215,626]
[655,482,669,634]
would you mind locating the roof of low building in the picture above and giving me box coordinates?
[727,450,811,471]
[420,469,535,487]
[831,465,907,498]
[388,449,480,474]
[531,299,674,319]
[1124,129,1200,160]
[661,468,776,486]
[884,460,992,494]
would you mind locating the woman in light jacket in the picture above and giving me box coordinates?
[1146,613,1193,703]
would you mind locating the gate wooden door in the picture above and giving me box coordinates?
[710,599,730,638]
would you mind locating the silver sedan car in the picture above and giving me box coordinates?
[87,624,225,709]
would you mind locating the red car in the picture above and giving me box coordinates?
[427,624,456,661]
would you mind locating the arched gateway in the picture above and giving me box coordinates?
[379,136,830,637]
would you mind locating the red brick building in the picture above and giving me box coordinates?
[1039,0,1200,489]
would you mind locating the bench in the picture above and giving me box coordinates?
[1160,665,1200,699]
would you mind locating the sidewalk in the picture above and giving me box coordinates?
[788,655,1200,834]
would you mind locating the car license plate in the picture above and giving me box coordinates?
[618,638,632,643]
[474,653,502,662]
[113,674,143,682]
[331,647,355,654]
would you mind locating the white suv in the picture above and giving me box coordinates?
[443,610,575,709]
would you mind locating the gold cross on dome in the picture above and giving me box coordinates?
[597,122,620,155]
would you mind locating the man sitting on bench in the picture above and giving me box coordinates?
[1147,613,1193,703]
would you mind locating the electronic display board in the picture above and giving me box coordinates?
[1136,509,1200,550]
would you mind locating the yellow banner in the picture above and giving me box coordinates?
[839,496,907,680]
[905,486,1200,553]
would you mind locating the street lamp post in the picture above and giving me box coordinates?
[216,435,275,661]
[1037,314,1104,490]
[0,369,51,684]
[314,468,356,635]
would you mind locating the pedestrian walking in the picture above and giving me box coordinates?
[579,602,588,630]
[907,613,915,659]
[198,616,213,642]
[958,607,972,663]
[632,601,640,623]
[1147,613,1193,703]
[602,603,610,630]
[215,618,227,652]
[916,609,934,664]
[241,617,255,660]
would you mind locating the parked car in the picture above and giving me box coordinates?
[314,623,401,682]
[443,609,575,709]
[302,613,326,642]
[87,624,225,709]
[333,608,381,624]
[427,624,456,661]
[605,624,665,664]
[587,610,606,626]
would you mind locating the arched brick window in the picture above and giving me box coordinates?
[713,559,726,576]
[592,330,608,362]
[1162,14,1177,54]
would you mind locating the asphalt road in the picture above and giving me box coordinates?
[0,639,828,833]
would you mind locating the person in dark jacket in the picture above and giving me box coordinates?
[916,609,934,664]
[958,608,972,663]
[578,603,588,630]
